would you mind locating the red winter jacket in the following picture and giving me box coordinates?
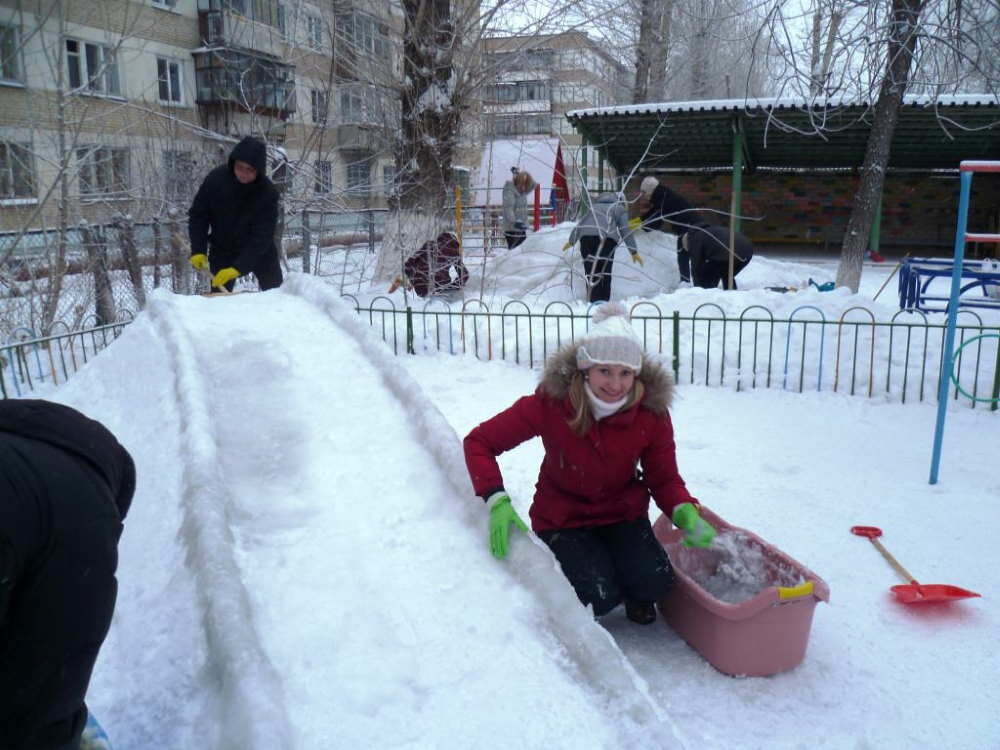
[464,347,696,532]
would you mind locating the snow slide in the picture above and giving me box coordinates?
[53,277,684,749]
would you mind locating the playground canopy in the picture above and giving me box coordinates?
[566,94,999,173]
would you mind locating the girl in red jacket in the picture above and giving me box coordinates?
[464,303,715,625]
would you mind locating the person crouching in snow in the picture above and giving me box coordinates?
[463,303,716,625]
[400,231,469,298]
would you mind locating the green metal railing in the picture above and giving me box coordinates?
[1,322,131,398]
[4,300,999,411]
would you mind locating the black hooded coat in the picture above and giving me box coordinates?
[0,400,135,749]
[188,136,283,290]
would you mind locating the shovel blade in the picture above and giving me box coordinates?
[890,583,981,604]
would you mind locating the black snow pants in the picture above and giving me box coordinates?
[0,435,123,750]
[538,518,673,616]
[579,235,619,303]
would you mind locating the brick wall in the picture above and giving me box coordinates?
[637,171,1000,251]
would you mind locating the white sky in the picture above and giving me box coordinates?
[34,230,999,749]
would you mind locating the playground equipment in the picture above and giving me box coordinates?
[898,256,1000,312]
[929,160,1000,484]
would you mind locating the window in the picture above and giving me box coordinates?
[382,164,396,197]
[0,142,35,199]
[66,39,120,96]
[453,167,470,196]
[340,85,377,124]
[335,11,390,58]
[346,160,370,198]
[77,147,130,196]
[307,16,323,51]
[1,23,23,84]
[151,0,177,8]
[310,89,328,124]
[157,58,183,103]
[164,150,195,201]
[314,160,331,194]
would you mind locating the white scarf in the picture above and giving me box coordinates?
[584,382,628,420]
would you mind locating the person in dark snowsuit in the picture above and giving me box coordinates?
[403,231,469,298]
[464,303,715,626]
[0,399,135,750]
[639,177,753,289]
[188,136,284,292]
[685,224,754,290]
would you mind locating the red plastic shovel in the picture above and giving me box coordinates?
[851,526,981,604]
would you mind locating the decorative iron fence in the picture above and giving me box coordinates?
[343,297,1000,411]
[3,299,999,412]
[1,321,131,398]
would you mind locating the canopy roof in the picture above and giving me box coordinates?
[566,94,999,173]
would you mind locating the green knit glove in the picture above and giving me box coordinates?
[488,492,528,559]
[672,502,716,548]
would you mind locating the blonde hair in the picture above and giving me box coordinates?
[513,170,534,193]
[566,370,645,436]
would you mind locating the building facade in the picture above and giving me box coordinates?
[0,0,401,239]
[479,31,630,200]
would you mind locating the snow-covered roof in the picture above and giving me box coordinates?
[567,93,999,119]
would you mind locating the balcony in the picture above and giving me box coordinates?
[193,47,295,118]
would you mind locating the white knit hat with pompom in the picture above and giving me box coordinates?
[640,176,660,195]
[576,302,643,373]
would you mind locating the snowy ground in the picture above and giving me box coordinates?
[33,257,998,748]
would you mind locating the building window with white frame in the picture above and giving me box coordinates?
[157,58,183,104]
[66,38,121,96]
[0,142,36,200]
[310,89,328,124]
[382,164,396,197]
[307,15,324,51]
[314,160,332,194]
[1,23,23,84]
[150,0,178,8]
[77,146,130,196]
[346,159,370,198]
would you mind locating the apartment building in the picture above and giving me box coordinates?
[0,0,401,237]
[478,31,630,204]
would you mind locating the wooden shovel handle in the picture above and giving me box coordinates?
[867,536,918,584]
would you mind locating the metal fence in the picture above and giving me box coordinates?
[344,298,1000,411]
[4,299,999,411]
[1,320,132,398]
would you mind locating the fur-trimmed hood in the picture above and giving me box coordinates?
[538,343,674,414]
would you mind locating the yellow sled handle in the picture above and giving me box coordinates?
[778,581,814,600]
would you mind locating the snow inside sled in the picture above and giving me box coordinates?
[652,507,830,677]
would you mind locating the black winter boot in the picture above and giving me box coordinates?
[625,598,657,625]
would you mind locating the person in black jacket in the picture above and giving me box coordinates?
[638,177,753,289]
[0,400,135,750]
[188,136,284,292]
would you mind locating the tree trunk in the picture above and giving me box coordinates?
[647,1,672,101]
[633,0,655,102]
[836,0,925,292]
[81,221,116,325]
[152,218,162,289]
[167,207,188,294]
[378,0,460,283]
[115,215,146,308]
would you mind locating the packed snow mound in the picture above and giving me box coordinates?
[53,278,683,749]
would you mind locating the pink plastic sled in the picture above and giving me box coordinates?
[652,507,830,677]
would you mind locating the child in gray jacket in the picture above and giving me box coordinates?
[564,192,643,302]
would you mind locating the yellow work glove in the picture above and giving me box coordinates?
[211,267,240,289]
[189,253,209,271]
[562,241,573,252]
[628,217,642,230]
[630,251,644,267]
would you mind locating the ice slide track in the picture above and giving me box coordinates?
[281,274,685,748]
[147,294,293,749]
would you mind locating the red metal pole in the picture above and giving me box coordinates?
[533,184,541,231]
